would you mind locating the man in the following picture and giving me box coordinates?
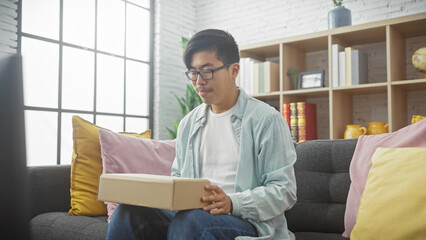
[107,29,297,240]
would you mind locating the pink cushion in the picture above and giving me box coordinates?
[343,120,426,237]
[99,129,176,222]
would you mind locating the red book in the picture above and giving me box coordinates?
[282,103,290,130]
[290,102,298,143]
[296,102,317,142]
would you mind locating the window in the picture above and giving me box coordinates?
[18,0,153,166]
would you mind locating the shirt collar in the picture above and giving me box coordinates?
[194,87,248,123]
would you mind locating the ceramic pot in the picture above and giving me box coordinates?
[367,122,389,135]
[344,125,367,139]
[328,6,352,29]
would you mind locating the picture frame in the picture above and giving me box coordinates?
[298,70,325,89]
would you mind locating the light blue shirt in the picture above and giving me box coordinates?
[171,88,297,240]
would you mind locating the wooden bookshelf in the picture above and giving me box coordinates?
[240,13,426,139]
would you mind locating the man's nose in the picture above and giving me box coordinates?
[196,73,207,85]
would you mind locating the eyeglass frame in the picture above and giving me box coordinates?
[185,63,231,81]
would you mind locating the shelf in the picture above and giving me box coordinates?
[283,87,329,98]
[332,26,386,46]
[284,36,328,53]
[240,44,280,61]
[389,18,426,38]
[391,79,426,90]
[333,82,388,94]
[241,13,426,140]
[251,92,280,101]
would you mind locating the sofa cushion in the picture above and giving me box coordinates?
[286,139,356,236]
[30,212,108,240]
[69,115,151,216]
[350,147,426,239]
[343,120,426,237]
[99,129,176,222]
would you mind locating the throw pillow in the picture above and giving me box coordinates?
[411,115,425,124]
[343,119,426,237]
[351,147,426,239]
[69,115,151,216]
[99,129,176,222]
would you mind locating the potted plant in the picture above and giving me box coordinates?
[165,84,202,139]
[165,34,202,139]
[328,0,352,29]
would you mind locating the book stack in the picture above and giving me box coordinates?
[283,102,317,143]
[237,58,279,94]
[237,57,259,94]
[331,44,368,87]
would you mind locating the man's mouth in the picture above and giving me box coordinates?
[197,88,212,96]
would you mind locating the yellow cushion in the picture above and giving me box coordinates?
[69,115,151,216]
[412,115,425,124]
[351,147,426,240]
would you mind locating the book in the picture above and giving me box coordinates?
[282,103,290,130]
[258,62,264,93]
[344,47,368,86]
[338,51,346,87]
[253,62,260,94]
[332,44,344,87]
[244,58,251,93]
[350,49,368,85]
[248,58,254,94]
[289,102,298,143]
[238,58,245,88]
[248,58,260,94]
[297,102,317,142]
[264,61,279,93]
[345,47,354,87]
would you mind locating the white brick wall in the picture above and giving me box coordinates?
[154,0,426,139]
[0,0,18,57]
[194,0,426,45]
[154,0,196,139]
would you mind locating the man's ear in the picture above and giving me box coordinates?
[231,62,240,78]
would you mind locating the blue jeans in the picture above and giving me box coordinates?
[107,204,258,240]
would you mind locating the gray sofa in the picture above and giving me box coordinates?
[29,139,356,239]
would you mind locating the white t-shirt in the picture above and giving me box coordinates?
[199,105,240,194]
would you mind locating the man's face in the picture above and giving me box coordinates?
[189,51,238,113]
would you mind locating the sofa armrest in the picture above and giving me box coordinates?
[28,165,71,218]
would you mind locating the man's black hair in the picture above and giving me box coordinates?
[183,29,240,69]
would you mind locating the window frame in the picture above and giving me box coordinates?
[17,0,155,165]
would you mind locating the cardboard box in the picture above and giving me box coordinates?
[98,173,211,210]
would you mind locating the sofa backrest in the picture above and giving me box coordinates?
[286,139,357,234]
[28,165,72,218]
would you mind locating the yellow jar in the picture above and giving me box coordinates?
[367,122,389,135]
[344,125,367,139]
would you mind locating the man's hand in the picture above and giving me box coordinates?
[201,185,233,215]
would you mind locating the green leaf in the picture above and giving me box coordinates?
[166,83,202,139]
[173,93,186,116]
[165,126,176,139]
[181,36,190,50]
[333,0,343,6]
[174,120,180,133]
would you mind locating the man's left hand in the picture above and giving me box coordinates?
[201,185,233,215]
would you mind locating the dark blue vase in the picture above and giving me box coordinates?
[328,6,352,29]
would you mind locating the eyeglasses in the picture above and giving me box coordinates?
[185,64,231,81]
